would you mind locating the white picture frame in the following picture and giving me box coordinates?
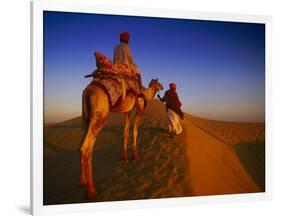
[31,0,272,215]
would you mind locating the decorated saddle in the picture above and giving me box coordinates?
[87,51,142,107]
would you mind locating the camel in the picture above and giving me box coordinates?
[79,78,164,198]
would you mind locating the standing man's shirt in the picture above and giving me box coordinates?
[113,42,134,65]
[162,89,182,111]
[160,89,184,119]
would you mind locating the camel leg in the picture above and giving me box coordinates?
[79,88,109,198]
[80,112,108,198]
[79,136,87,187]
[122,111,131,161]
[79,87,91,187]
[79,120,97,188]
[132,111,142,160]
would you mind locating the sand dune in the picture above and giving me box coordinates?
[185,114,265,145]
[43,100,264,205]
[183,119,260,195]
[185,114,265,191]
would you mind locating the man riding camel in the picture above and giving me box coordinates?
[113,32,143,90]
[157,83,184,138]
[114,32,134,65]
[85,32,145,108]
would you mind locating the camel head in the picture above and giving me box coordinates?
[149,78,164,92]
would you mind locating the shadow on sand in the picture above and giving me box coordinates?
[233,141,265,191]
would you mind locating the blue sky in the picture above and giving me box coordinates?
[44,11,265,123]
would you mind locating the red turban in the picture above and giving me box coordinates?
[120,32,130,42]
[169,83,177,90]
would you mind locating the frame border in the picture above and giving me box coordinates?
[31,0,272,215]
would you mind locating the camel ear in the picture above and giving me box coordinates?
[156,78,158,82]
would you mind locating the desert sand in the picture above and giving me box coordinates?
[43,100,264,205]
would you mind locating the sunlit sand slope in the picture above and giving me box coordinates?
[183,118,261,195]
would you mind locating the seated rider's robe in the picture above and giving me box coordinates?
[113,42,134,65]
[113,42,142,87]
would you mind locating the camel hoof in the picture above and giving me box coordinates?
[121,155,128,161]
[79,181,87,188]
[87,190,97,199]
[133,155,139,161]
[79,177,87,187]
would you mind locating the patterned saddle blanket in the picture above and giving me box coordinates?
[89,51,141,107]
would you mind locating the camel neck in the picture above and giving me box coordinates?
[145,86,157,101]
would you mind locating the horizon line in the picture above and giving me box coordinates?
[44,113,265,125]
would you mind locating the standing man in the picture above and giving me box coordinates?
[157,83,184,137]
